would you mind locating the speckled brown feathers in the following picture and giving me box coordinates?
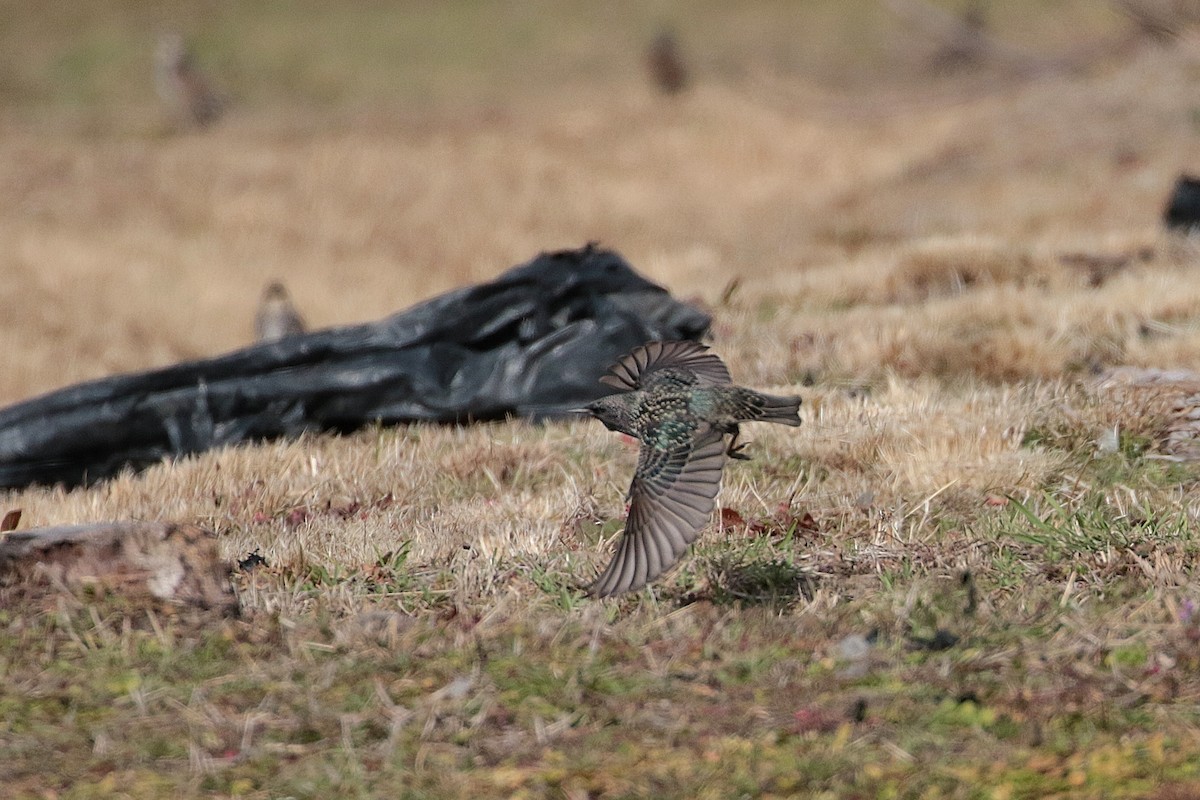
[599,339,731,391]
[584,340,803,597]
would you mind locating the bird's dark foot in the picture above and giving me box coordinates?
[726,427,752,460]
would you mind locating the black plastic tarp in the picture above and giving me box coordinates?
[1164,174,1200,233]
[0,244,711,489]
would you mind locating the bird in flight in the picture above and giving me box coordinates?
[582,340,803,597]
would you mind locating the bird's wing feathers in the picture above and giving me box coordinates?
[599,340,732,391]
[589,429,727,597]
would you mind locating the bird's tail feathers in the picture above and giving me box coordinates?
[755,392,803,426]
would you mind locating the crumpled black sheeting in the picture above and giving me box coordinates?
[1164,174,1200,233]
[0,245,711,489]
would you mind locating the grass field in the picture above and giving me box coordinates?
[5,2,1200,797]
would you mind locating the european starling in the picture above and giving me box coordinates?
[582,340,802,597]
[647,29,689,95]
[154,32,226,129]
[254,281,306,343]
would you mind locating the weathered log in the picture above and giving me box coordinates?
[0,521,237,612]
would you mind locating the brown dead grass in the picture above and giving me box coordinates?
[3,7,1200,608]
[0,379,1066,618]
[883,236,1056,303]
[3,20,1200,401]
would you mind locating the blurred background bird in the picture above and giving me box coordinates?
[254,281,307,343]
[154,32,227,129]
[646,28,689,95]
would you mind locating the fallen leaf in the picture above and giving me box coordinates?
[792,707,842,734]
[720,508,748,530]
[0,509,21,532]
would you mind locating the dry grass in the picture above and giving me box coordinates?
[5,2,1200,797]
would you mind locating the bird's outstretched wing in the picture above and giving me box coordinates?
[599,340,731,391]
[589,429,727,597]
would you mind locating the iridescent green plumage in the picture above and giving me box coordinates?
[583,341,803,597]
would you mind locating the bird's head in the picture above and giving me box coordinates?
[581,394,636,435]
[261,280,290,302]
